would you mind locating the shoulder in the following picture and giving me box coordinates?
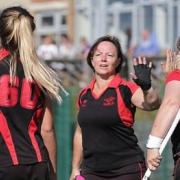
[119,78,139,94]
[77,86,89,108]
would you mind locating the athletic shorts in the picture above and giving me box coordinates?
[174,156,180,180]
[81,161,146,180]
[0,162,51,180]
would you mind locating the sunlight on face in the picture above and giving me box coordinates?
[91,41,119,76]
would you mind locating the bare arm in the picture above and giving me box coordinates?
[151,80,180,137]
[147,80,180,171]
[130,57,161,110]
[41,101,56,179]
[131,87,161,111]
[70,124,83,180]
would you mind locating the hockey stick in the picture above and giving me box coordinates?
[142,109,180,180]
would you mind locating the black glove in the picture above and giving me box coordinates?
[133,63,151,91]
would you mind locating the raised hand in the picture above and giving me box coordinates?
[161,49,176,75]
[130,57,152,91]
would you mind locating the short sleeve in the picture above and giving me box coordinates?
[76,88,87,109]
[126,81,139,94]
[166,70,180,84]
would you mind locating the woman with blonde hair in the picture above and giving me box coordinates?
[146,39,180,180]
[0,6,66,180]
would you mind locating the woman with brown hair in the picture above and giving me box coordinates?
[70,35,161,180]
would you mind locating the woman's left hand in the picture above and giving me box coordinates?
[130,57,152,91]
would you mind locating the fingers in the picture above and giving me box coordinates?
[129,72,137,80]
[162,49,176,73]
[133,57,152,67]
[148,157,162,171]
[147,148,162,171]
[149,61,152,68]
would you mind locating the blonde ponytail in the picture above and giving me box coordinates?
[0,6,67,102]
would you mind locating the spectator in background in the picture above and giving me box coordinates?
[77,36,91,86]
[131,30,161,83]
[78,36,91,60]
[133,30,160,58]
[37,35,58,61]
[59,33,77,60]
[125,28,132,55]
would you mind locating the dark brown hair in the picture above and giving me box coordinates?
[87,35,124,73]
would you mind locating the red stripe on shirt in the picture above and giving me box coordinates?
[116,88,134,127]
[0,111,18,165]
[28,109,43,162]
[0,49,10,61]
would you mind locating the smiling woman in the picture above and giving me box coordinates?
[69,35,161,180]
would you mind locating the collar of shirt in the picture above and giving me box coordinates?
[86,74,123,91]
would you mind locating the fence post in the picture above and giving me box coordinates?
[53,90,77,180]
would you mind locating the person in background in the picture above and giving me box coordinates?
[59,33,77,60]
[133,30,160,58]
[78,36,91,60]
[37,35,58,61]
[77,36,91,87]
[146,40,180,180]
[69,35,161,180]
[0,6,66,180]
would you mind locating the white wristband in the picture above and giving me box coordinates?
[146,135,163,149]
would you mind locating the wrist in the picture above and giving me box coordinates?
[143,86,153,93]
[72,166,80,171]
[146,135,163,149]
[141,83,151,91]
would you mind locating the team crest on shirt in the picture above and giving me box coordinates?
[103,96,115,106]
[81,99,87,107]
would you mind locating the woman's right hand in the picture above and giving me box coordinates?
[147,148,162,171]
[69,168,80,180]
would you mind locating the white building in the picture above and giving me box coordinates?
[75,0,180,51]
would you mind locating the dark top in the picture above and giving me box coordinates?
[77,74,144,172]
[0,49,49,167]
[166,70,180,160]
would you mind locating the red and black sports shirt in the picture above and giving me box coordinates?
[77,74,144,172]
[0,49,49,167]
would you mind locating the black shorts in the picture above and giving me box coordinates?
[0,162,51,180]
[81,161,146,180]
[174,157,180,180]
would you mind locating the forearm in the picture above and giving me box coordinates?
[42,129,57,173]
[151,100,179,138]
[143,87,161,110]
[72,132,83,171]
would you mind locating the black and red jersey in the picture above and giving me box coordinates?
[77,74,144,172]
[0,49,49,167]
[166,70,180,160]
